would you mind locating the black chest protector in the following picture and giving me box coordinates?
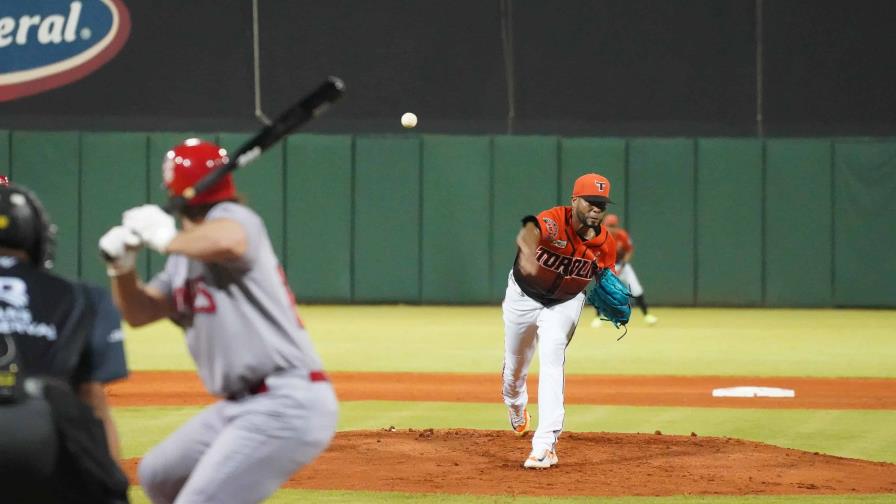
[0,262,95,397]
[0,335,25,403]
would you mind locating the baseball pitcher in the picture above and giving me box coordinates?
[502,173,617,469]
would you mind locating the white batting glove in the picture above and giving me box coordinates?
[99,226,141,276]
[123,204,177,253]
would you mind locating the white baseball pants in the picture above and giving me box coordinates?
[617,263,644,297]
[501,271,585,454]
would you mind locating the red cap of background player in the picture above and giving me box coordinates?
[572,173,612,203]
[0,175,9,186]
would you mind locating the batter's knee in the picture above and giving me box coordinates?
[138,453,181,504]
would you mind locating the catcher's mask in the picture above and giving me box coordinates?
[0,184,56,269]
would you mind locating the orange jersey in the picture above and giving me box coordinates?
[611,228,633,257]
[513,206,617,306]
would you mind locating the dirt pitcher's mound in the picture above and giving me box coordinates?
[122,429,896,497]
[282,429,896,496]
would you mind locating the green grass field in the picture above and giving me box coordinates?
[118,306,896,503]
[126,489,896,504]
[126,306,896,377]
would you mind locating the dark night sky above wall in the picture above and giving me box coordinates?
[2,0,894,136]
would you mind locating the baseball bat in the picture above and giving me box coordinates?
[164,76,345,214]
[101,77,344,262]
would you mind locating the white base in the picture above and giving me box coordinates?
[711,386,795,398]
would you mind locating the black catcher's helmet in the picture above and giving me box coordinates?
[0,184,56,269]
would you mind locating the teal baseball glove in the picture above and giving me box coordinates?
[587,268,632,330]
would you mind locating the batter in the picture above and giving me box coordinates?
[99,139,337,503]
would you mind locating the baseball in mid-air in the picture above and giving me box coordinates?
[401,112,418,128]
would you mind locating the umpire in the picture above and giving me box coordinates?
[0,184,129,503]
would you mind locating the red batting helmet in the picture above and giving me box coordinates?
[602,214,619,227]
[162,139,236,205]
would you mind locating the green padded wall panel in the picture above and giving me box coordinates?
[491,136,559,300]
[695,139,762,305]
[353,136,421,302]
[219,133,285,261]
[285,134,353,302]
[627,138,695,305]
[10,131,80,278]
[80,133,149,286]
[833,140,896,307]
[764,140,833,306]
[0,131,8,173]
[6,130,895,308]
[559,138,626,217]
[421,135,492,303]
[145,132,204,279]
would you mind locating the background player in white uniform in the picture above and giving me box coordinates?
[502,173,617,469]
[99,139,338,504]
[590,213,657,327]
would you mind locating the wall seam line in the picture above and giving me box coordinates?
[143,134,149,280]
[281,139,289,281]
[829,139,836,307]
[692,138,698,307]
[556,136,562,205]
[77,131,83,280]
[760,138,768,307]
[623,138,630,235]
[350,135,357,303]
[5,130,10,179]
[418,135,424,304]
[489,136,496,301]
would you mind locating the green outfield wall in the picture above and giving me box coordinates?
[3,131,894,307]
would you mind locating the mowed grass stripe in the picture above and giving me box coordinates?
[124,307,896,377]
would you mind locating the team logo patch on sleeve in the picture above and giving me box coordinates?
[542,217,559,239]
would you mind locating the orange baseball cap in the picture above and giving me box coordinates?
[572,173,612,203]
[602,213,619,226]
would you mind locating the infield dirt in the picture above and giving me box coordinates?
[109,371,896,409]
[115,371,896,496]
